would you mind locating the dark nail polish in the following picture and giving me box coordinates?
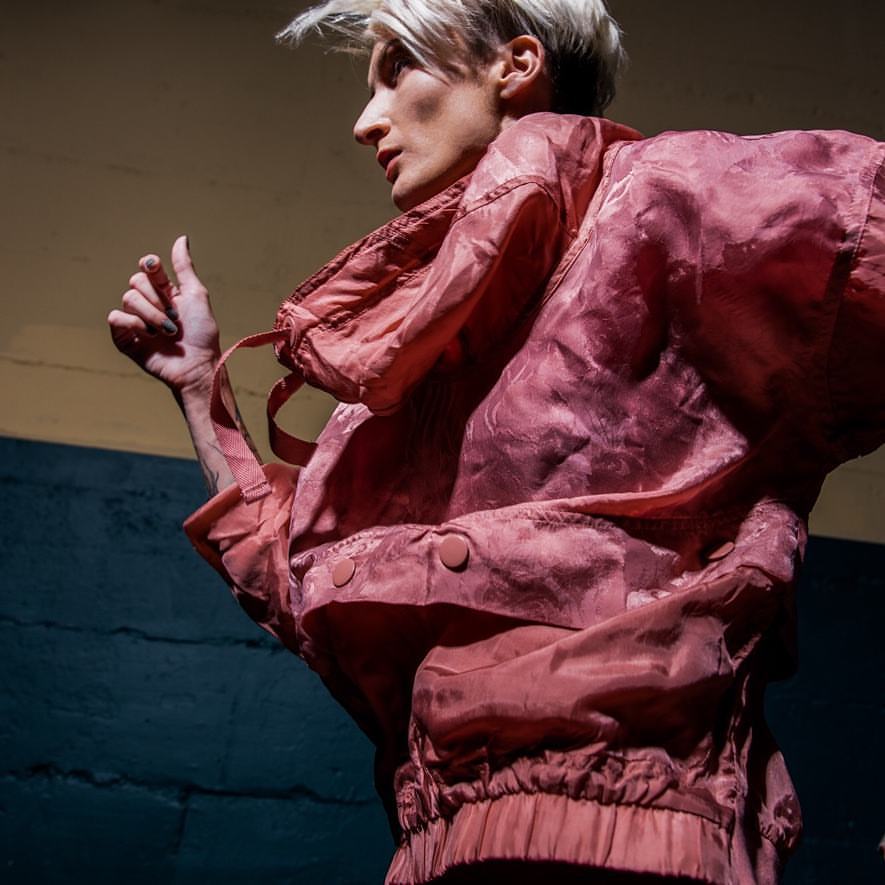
[144,257,156,270]
[166,307,179,321]
[162,319,178,335]
[145,323,158,335]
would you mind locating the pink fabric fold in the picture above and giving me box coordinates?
[183,114,885,883]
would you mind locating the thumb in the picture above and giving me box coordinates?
[171,234,203,290]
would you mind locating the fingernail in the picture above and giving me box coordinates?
[165,307,179,321]
[144,257,156,270]
[145,323,158,335]
[162,319,178,335]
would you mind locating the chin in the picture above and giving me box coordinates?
[391,169,446,213]
[392,158,482,212]
[392,181,421,212]
[393,184,448,213]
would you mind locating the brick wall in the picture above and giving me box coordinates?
[0,438,391,882]
[2,436,883,882]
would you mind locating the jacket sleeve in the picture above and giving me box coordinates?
[183,461,301,652]
[616,130,885,462]
[826,151,885,459]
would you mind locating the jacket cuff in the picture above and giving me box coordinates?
[183,461,300,649]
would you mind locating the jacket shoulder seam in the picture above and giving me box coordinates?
[456,175,559,221]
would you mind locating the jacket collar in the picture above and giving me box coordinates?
[274,114,642,408]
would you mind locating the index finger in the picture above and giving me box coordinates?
[139,254,177,306]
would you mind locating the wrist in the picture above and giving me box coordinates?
[174,365,218,411]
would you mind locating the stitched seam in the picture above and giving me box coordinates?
[822,144,885,458]
[309,508,752,566]
[313,259,435,333]
[275,182,468,315]
[455,175,558,219]
[282,179,556,340]
[538,139,630,310]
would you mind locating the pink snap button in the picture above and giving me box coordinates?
[439,535,469,570]
[331,557,356,587]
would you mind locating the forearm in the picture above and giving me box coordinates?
[174,366,260,498]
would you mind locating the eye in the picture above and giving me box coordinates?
[391,56,408,80]
[384,45,413,86]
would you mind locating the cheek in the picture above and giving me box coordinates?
[409,85,448,128]
[447,89,499,153]
[413,92,495,161]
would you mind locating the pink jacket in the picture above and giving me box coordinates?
[184,114,885,884]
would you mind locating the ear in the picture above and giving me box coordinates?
[497,34,550,105]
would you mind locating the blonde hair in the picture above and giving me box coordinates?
[278,0,626,116]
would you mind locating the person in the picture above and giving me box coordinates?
[107,1,885,882]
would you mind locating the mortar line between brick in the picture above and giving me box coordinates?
[172,790,191,861]
[0,353,270,401]
[0,352,151,380]
[0,614,283,652]
[1,765,374,808]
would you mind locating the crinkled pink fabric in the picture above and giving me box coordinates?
[185,114,885,884]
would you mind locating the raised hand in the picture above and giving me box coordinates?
[108,235,242,495]
[108,235,220,395]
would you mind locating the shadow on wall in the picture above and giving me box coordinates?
[0,437,883,883]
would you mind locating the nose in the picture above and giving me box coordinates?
[353,94,390,147]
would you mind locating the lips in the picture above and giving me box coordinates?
[377,149,401,182]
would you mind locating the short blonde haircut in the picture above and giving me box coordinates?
[278,0,626,116]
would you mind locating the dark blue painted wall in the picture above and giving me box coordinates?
[0,437,390,883]
[0,437,882,883]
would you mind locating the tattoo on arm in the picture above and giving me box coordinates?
[219,365,262,462]
[201,466,222,497]
[198,409,259,496]
[176,364,256,499]
[196,441,225,497]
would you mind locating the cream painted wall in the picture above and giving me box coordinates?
[1,0,882,541]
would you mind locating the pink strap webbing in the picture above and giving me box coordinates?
[210,329,316,503]
[267,374,318,467]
